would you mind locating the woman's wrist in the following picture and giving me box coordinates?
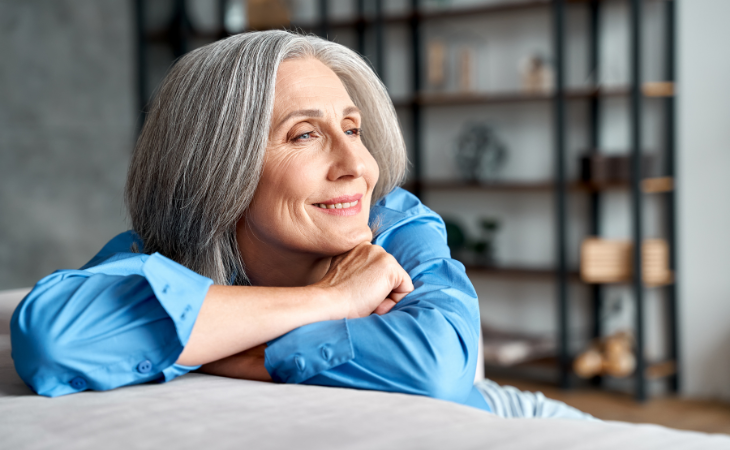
[303,284,343,322]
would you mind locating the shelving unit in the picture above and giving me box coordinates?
[134,0,678,402]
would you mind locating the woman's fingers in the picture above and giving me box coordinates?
[317,242,414,319]
[391,268,415,294]
[389,291,410,303]
[373,299,396,315]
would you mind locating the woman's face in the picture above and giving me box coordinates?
[238,57,380,260]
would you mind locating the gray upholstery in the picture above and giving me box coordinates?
[1,289,728,449]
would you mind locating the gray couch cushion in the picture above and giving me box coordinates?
[1,289,729,449]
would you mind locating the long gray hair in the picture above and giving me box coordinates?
[125,30,407,286]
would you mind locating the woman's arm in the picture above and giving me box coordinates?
[260,198,481,404]
[11,242,411,396]
[177,242,412,367]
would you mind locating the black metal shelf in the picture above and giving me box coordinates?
[134,0,679,404]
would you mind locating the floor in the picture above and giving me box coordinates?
[491,377,730,435]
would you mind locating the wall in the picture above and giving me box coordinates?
[677,0,730,401]
[0,0,135,289]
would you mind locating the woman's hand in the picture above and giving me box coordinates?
[178,244,412,367]
[315,242,414,320]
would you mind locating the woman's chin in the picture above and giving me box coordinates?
[316,229,373,256]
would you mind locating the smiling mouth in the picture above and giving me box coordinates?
[314,199,359,210]
[312,194,363,215]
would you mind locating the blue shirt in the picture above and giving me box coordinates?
[11,188,489,410]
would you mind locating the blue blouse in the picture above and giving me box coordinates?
[11,188,489,410]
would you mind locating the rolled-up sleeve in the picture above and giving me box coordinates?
[10,252,213,397]
[264,199,481,404]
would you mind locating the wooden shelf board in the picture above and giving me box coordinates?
[403,178,673,194]
[645,360,677,380]
[409,181,555,191]
[484,357,677,382]
[420,0,553,20]
[299,0,613,29]
[404,86,669,107]
[463,265,581,280]
[583,276,675,288]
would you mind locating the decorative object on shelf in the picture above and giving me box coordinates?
[641,177,674,193]
[247,0,290,30]
[443,218,467,259]
[573,331,636,379]
[427,40,447,90]
[580,238,672,286]
[579,153,658,186]
[425,25,486,93]
[481,325,555,367]
[224,0,247,33]
[519,53,554,94]
[641,239,672,286]
[458,45,476,92]
[642,81,675,97]
[443,217,500,266]
[472,218,500,266]
[455,122,507,183]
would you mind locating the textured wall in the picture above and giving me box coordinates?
[677,0,730,401]
[0,0,135,289]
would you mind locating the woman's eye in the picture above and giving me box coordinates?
[345,128,362,137]
[293,131,315,141]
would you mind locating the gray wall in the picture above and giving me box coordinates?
[677,0,730,401]
[0,0,135,289]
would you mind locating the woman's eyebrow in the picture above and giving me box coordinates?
[342,106,361,117]
[276,106,360,130]
[276,109,323,129]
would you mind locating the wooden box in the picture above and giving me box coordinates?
[580,238,672,286]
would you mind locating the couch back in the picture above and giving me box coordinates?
[0,288,30,336]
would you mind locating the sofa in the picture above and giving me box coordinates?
[1,288,728,449]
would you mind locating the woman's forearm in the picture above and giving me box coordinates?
[177,242,412,367]
[176,284,335,366]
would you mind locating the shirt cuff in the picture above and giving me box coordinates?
[162,363,202,383]
[264,319,354,384]
[142,252,214,347]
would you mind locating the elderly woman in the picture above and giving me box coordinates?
[11,31,591,419]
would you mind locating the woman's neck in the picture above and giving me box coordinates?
[237,228,332,288]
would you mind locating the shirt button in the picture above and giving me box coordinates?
[320,345,332,361]
[162,284,170,294]
[70,376,87,390]
[294,355,306,372]
[137,360,153,374]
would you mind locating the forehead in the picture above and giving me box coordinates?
[273,57,354,114]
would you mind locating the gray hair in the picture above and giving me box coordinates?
[125,30,408,286]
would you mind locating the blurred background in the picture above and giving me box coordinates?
[1,0,728,428]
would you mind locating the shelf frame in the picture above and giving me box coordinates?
[134,0,680,403]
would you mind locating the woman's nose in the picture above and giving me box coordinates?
[326,133,366,181]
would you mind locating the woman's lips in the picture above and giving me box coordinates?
[312,194,363,217]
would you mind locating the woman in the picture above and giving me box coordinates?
[11,30,591,419]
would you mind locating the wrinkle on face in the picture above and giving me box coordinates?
[237,57,379,287]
